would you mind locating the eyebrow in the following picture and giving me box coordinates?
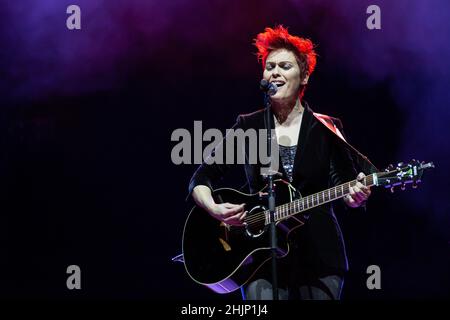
[266,60,294,64]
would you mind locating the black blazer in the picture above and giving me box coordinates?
[188,104,358,283]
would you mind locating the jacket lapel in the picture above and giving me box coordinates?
[292,103,316,183]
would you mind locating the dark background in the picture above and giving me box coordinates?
[1,0,449,300]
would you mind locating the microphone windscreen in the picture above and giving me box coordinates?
[260,79,269,90]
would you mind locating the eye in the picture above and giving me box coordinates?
[265,63,275,71]
[280,62,293,70]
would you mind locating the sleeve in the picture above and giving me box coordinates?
[187,115,244,199]
[329,119,367,211]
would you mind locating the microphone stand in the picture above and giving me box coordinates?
[263,92,279,301]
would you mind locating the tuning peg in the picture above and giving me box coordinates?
[387,164,394,171]
[390,186,395,193]
[397,162,404,168]
[401,183,406,191]
[412,181,418,189]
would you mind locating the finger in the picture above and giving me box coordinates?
[361,186,371,196]
[223,203,245,212]
[353,185,367,200]
[356,182,371,196]
[224,212,245,226]
[357,172,365,181]
[356,181,365,189]
[258,192,268,197]
[353,185,362,193]
[223,202,239,209]
[349,186,355,196]
[223,207,244,217]
[350,186,365,203]
[345,194,356,207]
[353,190,366,202]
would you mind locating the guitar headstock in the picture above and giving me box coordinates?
[376,160,434,192]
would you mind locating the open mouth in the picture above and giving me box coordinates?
[271,81,285,88]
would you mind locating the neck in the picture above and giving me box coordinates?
[272,97,303,124]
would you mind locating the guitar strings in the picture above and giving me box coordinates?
[243,179,361,225]
[245,169,401,227]
[243,173,383,227]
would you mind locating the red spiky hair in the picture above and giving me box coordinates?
[254,25,317,79]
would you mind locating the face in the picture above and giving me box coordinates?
[263,49,309,101]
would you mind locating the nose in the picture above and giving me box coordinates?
[270,66,281,79]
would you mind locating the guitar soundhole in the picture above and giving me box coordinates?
[244,205,268,238]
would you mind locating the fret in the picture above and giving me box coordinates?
[270,173,378,226]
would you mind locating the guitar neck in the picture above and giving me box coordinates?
[267,174,377,224]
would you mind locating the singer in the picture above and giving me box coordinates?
[187,25,371,300]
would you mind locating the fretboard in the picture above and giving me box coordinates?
[264,174,376,224]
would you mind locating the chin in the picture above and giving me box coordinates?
[272,94,290,101]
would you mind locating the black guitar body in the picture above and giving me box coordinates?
[181,160,434,294]
[182,181,306,294]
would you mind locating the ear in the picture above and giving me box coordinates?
[301,73,310,85]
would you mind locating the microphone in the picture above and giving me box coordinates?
[260,79,278,96]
